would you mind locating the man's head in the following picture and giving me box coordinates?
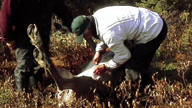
[71,15,91,44]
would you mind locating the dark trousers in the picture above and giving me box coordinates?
[124,19,168,84]
[14,44,44,92]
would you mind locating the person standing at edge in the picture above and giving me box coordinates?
[71,6,167,88]
[0,0,73,92]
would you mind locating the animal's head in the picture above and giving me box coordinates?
[56,89,77,107]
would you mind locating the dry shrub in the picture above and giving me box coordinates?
[0,0,192,107]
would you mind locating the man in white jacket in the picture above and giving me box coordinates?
[71,6,167,85]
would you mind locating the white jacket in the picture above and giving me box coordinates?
[93,6,163,69]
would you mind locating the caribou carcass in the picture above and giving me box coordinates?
[27,24,125,107]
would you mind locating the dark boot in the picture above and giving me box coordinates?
[125,68,151,92]
[125,68,140,82]
[29,75,37,89]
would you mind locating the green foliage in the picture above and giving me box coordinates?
[137,0,192,75]
[50,31,94,74]
[65,0,140,16]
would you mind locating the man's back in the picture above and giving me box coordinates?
[93,6,163,44]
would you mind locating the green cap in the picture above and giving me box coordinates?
[71,15,90,44]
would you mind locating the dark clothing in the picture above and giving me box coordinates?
[0,0,73,92]
[0,0,72,52]
[14,45,43,92]
[124,18,167,83]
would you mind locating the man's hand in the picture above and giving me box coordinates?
[94,64,106,75]
[6,40,15,51]
[93,52,102,65]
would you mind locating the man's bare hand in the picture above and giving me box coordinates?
[93,52,102,65]
[6,40,15,51]
[94,64,106,75]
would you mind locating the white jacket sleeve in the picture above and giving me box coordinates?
[104,36,131,70]
[95,41,108,52]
